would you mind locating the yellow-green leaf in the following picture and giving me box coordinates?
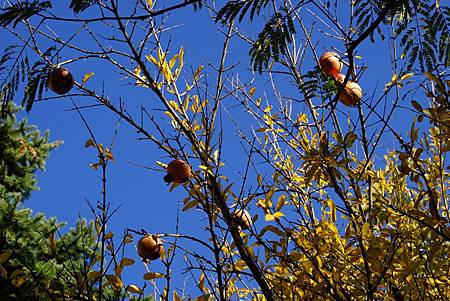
[361,223,371,240]
[120,258,135,266]
[127,284,142,294]
[106,274,123,289]
[143,272,164,280]
[82,72,95,84]
[87,270,101,281]
[400,73,414,81]
[183,199,199,211]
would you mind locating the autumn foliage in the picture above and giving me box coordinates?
[0,0,449,301]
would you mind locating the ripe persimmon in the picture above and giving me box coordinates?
[232,209,252,230]
[338,81,363,106]
[137,235,163,261]
[319,52,343,77]
[48,67,74,95]
[164,159,191,184]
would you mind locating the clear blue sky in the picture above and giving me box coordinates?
[0,1,421,297]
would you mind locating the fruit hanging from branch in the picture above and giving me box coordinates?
[319,52,343,76]
[231,209,252,230]
[163,159,191,184]
[338,81,363,106]
[333,73,346,84]
[137,234,164,261]
[48,67,74,95]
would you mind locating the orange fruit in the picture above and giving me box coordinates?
[164,159,191,184]
[338,81,363,106]
[137,235,164,261]
[48,67,74,95]
[319,52,343,77]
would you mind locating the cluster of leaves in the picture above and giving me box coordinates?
[238,74,450,299]
[217,0,296,73]
[396,1,450,70]
[0,0,51,28]
[0,45,57,113]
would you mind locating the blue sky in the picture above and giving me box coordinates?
[0,0,424,298]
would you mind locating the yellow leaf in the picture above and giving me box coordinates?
[265,213,275,221]
[391,73,397,83]
[194,65,204,79]
[178,47,184,69]
[120,258,135,266]
[162,62,172,83]
[85,139,95,148]
[82,72,95,84]
[361,223,371,240]
[0,250,13,264]
[275,195,286,212]
[123,233,133,244]
[90,162,100,170]
[87,270,101,281]
[169,54,179,69]
[146,55,158,66]
[49,232,57,255]
[106,274,123,289]
[105,148,114,161]
[146,0,153,9]
[11,276,26,288]
[400,72,414,81]
[183,199,199,211]
[127,284,142,294]
[327,199,336,222]
[173,290,181,301]
[234,260,247,271]
[95,218,101,234]
[104,232,113,240]
[198,272,205,291]
[273,211,284,219]
[9,269,23,279]
[143,272,164,280]
[0,265,7,278]
[249,87,256,97]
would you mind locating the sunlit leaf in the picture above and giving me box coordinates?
[82,72,95,84]
[127,284,142,294]
[143,272,164,280]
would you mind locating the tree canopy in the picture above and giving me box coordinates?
[0,0,449,300]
